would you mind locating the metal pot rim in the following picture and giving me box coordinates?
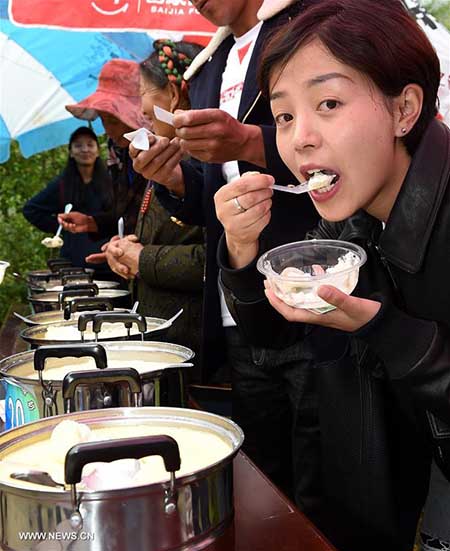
[0,407,244,496]
[19,316,172,344]
[29,280,120,293]
[21,308,130,326]
[27,268,95,277]
[0,341,195,383]
[28,289,131,303]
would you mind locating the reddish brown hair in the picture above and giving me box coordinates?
[258,0,440,154]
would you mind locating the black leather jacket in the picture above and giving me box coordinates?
[218,119,450,550]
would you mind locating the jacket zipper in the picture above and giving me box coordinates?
[357,342,372,463]
[358,342,372,530]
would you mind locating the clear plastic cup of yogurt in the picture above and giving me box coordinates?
[257,239,367,314]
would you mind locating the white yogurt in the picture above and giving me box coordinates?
[274,251,360,310]
[307,172,335,191]
[41,236,64,249]
[0,420,232,491]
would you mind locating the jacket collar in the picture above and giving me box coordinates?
[339,210,382,244]
[379,119,450,273]
[238,19,273,121]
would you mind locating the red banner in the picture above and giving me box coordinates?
[9,0,216,37]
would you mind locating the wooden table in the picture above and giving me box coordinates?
[207,452,336,551]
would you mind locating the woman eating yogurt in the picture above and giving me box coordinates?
[213,1,450,550]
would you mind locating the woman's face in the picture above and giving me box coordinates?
[140,76,175,139]
[270,39,407,222]
[69,135,99,167]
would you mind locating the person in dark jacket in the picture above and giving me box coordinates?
[22,126,112,275]
[103,40,206,363]
[214,1,450,549]
[130,0,323,513]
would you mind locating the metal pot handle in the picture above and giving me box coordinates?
[58,267,88,276]
[58,287,97,306]
[31,272,59,283]
[66,434,181,483]
[47,258,72,272]
[91,312,147,341]
[62,367,142,412]
[65,435,181,528]
[34,343,108,372]
[61,273,93,286]
[64,297,114,320]
[77,311,103,332]
[63,283,99,294]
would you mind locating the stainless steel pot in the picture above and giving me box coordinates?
[0,407,244,551]
[28,287,131,313]
[29,278,120,294]
[0,342,194,429]
[19,297,123,326]
[26,265,94,288]
[20,312,171,347]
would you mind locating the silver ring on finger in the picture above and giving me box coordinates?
[233,196,247,214]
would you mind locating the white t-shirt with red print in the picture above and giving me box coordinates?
[219,21,263,184]
[218,22,263,328]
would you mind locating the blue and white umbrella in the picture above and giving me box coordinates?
[0,0,153,163]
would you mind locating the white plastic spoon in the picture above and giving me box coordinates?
[13,312,41,325]
[271,183,310,195]
[118,217,124,239]
[55,203,74,238]
[155,308,183,332]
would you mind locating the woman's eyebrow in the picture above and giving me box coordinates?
[270,72,354,101]
[307,72,354,87]
[270,90,287,101]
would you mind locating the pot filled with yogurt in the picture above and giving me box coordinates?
[0,341,194,428]
[0,407,243,551]
[18,296,128,326]
[28,286,131,313]
[26,261,93,289]
[28,276,120,295]
[257,239,367,314]
[20,311,173,348]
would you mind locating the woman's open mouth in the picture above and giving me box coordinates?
[306,169,340,201]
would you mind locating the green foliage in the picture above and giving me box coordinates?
[0,143,69,323]
[425,0,450,28]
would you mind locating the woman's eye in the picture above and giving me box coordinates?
[318,99,340,111]
[275,113,293,126]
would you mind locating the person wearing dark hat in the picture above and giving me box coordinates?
[60,59,150,240]
[23,126,113,274]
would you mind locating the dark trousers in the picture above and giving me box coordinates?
[225,326,321,513]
